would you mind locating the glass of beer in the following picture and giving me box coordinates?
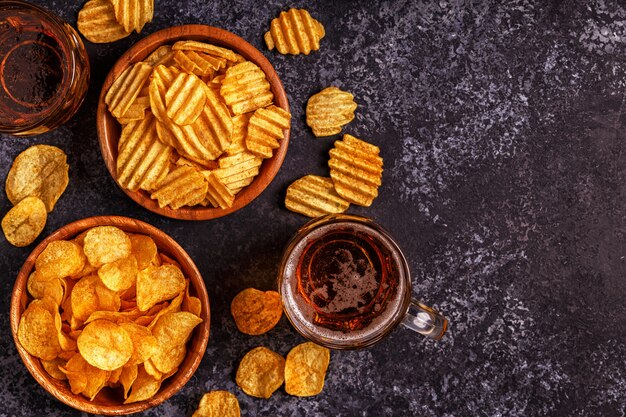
[278,214,448,349]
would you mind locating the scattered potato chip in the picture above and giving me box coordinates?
[17,299,61,360]
[284,342,330,396]
[98,255,138,292]
[2,196,47,247]
[264,9,325,55]
[83,226,132,267]
[5,145,69,212]
[245,105,291,159]
[77,0,130,43]
[306,87,357,137]
[77,320,133,370]
[150,166,208,210]
[230,288,282,335]
[136,264,186,311]
[165,73,207,125]
[60,353,109,400]
[110,0,154,33]
[220,61,274,115]
[285,175,350,218]
[328,134,384,206]
[36,240,85,280]
[106,62,153,119]
[236,347,285,399]
[192,391,241,417]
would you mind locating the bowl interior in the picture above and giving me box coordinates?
[10,216,210,415]
[97,25,290,220]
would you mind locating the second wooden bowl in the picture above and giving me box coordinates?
[97,25,290,220]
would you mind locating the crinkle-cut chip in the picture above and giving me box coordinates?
[172,40,239,62]
[98,255,138,292]
[151,64,181,85]
[188,51,227,73]
[245,105,291,159]
[110,0,153,33]
[220,61,274,115]
[182,286,202,317]
[144,45,174,67]
[42,357,68,380]
[78,320,133,371]
[224,114,251,156]
[172,50,216,78]
[165,73,207,125]
[285,175,350,218]
[203,172,234,209]
[136,264,186,311]
[192,391,241,417]
[124,364,162,404]
[196,83,233,150]
[175,156,218,171]
[156,120,219,164]
[5,144,69,212]
[120,363,138,399]
[150,166,208,209]
[129,234,158,270]
[306,87,357,137]
[150,311,201,373]
[60,353,109,400]
[328,134,383,207]
[17,300,60,360]
[284,342,330,396]
[106,62,152,119]
[264,8,325,55]
[77,0,130,43]
[207,74,225,92]
[83,226,132,267]
[235,347,285,399]
[230,288,282,335]
[118,96,150,124]
[119,322,158,365]
[36,240,86,280]
[27,272,64,305]
[71,275,121,323]
[117,113,173,193]
[2,196,47,247]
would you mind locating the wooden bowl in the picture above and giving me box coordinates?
[9,216,210,415]
[97,25,290,220]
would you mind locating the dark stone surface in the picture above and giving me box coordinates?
[0,0,625,416]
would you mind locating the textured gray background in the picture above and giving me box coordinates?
[0,0,625,416]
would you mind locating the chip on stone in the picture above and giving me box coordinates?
[285,175,350,218]
[110,0,154,33]
[230,288,282,335]
[264,9,325,55]
[235,347,285,399]
[306,87,357,137]
[192,391,241,417]
[2,196,47,247]
[284,342,330,397]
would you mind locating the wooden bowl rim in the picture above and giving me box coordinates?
[97,24,290,221]
[9,215,211,415]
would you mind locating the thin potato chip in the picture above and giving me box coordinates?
[264,9,325,55]
[165,73,207,125]
[150,166,208,210]
[60,353,109,400]
[106,62,152,119]
[136,264,186,311]
[144,46,174,67]
[192,391,240,417]
[71,275,121,323]
[98,255,138,292]
[224,114,251,156]
[120,364,138,399]
[2,196,47,247]
[42,357,68,380]
[182,285,202,317]
[284,342,330,396]
[203,171,234,209]
[36,240,85,280]
[172,41,239,62]
[5,144,69,212]
[220,61,273,115]
[150,312,202,373]
[230,288,282,335]
[124,365,162,404]
[83,226,132,267]
[245,105,291,159]
[27,272,64,306]
[235,347,285,399]
[77,0,131,43]
[77,320,133,370]
[17,299,61,360]
[119,322,158,365]
[285,175,350,217]
[306,87,357,137]
[129,234,158,270]
[110,0,154,33]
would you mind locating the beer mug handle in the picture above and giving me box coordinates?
[402,299,448,340]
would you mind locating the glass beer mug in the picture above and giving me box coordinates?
[278,214,448,349]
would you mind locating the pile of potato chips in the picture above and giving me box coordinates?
[16,225,203,403]
[106,40,291,210]
[2,145,69,247]
[77,0,154,43]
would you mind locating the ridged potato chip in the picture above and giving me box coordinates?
[224,114,251,156]
[220,61,273,115]
[60,353,109,400]
[36,240,86,280]
[230,288,282,335]
[136,264,186,311]
[236,347,285,399]
[117,96,150,124]
[172,41,239,62]
[150,166,208,209]
[306,87,357,137]
[84,226,132,267]
[264,9,325,55]
[202,171,234,209]
[98,255,138,292]
[213,151,262,194]
[17,299,61,360]
[245,105,291,159]
[192,391,241,417]
[284,342,330,397]
[77,0,130,44]
[144,45,174,67]
[5,144,69,212]
[124,365,162,404]
[165,73,207,125]
[285,175,350,218]
[110,0,154,33]
[329,134,383,206]
[77,320,133,370]
[106,62,152,119]
[2,196,47,247]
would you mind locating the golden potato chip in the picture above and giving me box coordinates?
[211,151,261,194]
[124,365,162,404]
[83,226,132,267]
[17,299,61,360]
[98,255,138,292]
[60,353,109,400]
[120,363,138,399]
[117,113,173,192]
[220,61,273,115]
[106,62,152,119]
[285,175,350,218]
[328,134,384,206]
[284,342,330,396]
[192,391,241,417]
[142,357,163,379]
[245,105,291,159]
[108,366,124,385]
[165,72,207,125]
[2,196,47,247]
[119,322,158,366]
[144,45,174,67]
[78,320,133,370]
[150,166,208,210]
[71,275,121,322]
[110,0,154,33]
[202,171,234,209]
[306,87,357,137]
[27,272,64,306]
[264,9,325,55]
[41,357,68,380]
[117,96,150,124]
[150,312,202,373]
[182,285,202,317]
[5,144,69,212]
[77,0,130,43]
[145,288,184,329]
[230,288,282,335]
[36,240,85,280]
[224,114,251,156]
[156,120,219,166]
[172,40,239,62]
[235,347,285,399]
[129,234,158,269]
[136,264,186,311]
